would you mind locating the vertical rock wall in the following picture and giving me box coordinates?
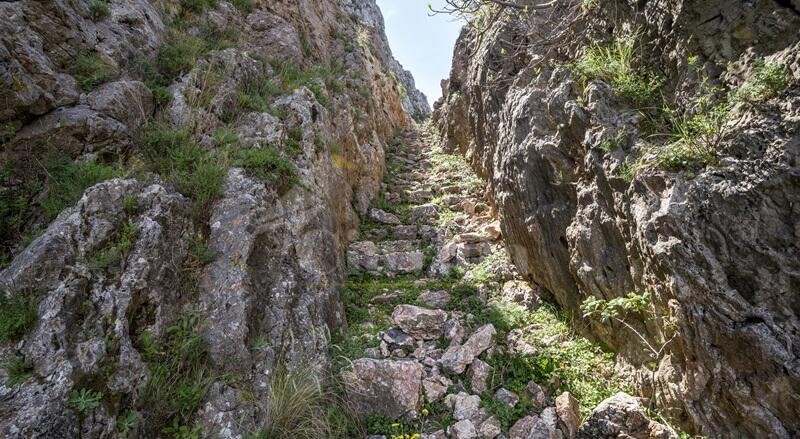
[434,0,800,436]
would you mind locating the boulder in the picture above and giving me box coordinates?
[392,305,447,340]
[382,250,424,274]
[452,392,481,421]
[467,358,491,393]
[479,416,502,439]
[369,208,402,225]
[417,290,451,308]
[495,388,519,407]
[450,419,478,439]
[342,359,424,419]
[440,324,496,374]
[555,392,581,439]
[576,393,677,439]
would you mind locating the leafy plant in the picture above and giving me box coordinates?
[68,388,103,412]
[1,357,33,386]
[69,53,114,90]
[117,411,138,435]
[735,59,791,103]
[0,293,39,341]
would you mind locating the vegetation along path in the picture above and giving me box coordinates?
[332,125,670,438]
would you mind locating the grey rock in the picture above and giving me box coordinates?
[382,250,425,274]
[417,290,451,308]
[450,419,478,439]
[410,203,439,223]
[495,388,519,407]
[467,358,491,394]
[440,324,496,374]
[343,359,424,419]
[479,416,502,439]
[555,392,581,439]
[392,305,447,340]
[369,208,402,225]
[576,393,677,439]
[452,392,481,421]
[422,375,452,402]
[525,381,549,411]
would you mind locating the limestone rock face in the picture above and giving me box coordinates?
[343,358,424,419]
[434,0,800,435]
[0,0,428,436]
[0,179,194,436]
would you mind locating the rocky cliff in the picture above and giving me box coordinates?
[434,0,800,437]
[0,0,426,436]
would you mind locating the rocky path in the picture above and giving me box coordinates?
[337,126,677,439]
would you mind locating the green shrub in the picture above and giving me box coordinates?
[68,388,103,412]
[189,236,215,264]
[235,147,297,190]
[69,53,114,91]
[0,293,39,341]
[1,357,33,386]
[89,0,110,21]
[735,59,791,103]
[573,35,663,109]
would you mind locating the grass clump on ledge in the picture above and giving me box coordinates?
[246,366,357,439]
[139,121,227,208]
[1,357,33,387]
[572,34,663,109]
[69,52,114,91]
[0,292,39,342]
[734,59,791,104]
[235,147,297,191]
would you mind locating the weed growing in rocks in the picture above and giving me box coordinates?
[229,0,254,14]
[138,313,214,436]
[116,411,138,435]
[178,0,217,13]
[572,34,664,109]
[86,221,139,270]
[1,357,33,386]
[158,29,208,79]
[734,59,791,103]
[0,292,39,342]
[69,53,114,90]
[235,147,297,191]
[247,365,358,439]
[140,122,227,209]
[89,0,110,21]
[67,388,103,412]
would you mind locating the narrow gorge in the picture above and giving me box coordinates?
[0,0,798,438]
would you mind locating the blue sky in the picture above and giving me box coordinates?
[376,0,464,107]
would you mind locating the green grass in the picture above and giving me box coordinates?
[140,122,227,207]
[69,53,114,91]
[158,28,208,79]
[248,366,357,439]
[735,59,791,103]
[237,76,282,113]
[40,159,119,220]
[572,35,663,109]
[179,0,217,12]
[86,221,139,270]
[189,236,215,264]
[1,357,33,386]
[230,0,254,14]
[138,313,213,436]
[212,128,240,148]
[0,158,118,267]
[68,388,103,412]
[89,0,110,21]
[480,392,534,431]
[0,292,39,342]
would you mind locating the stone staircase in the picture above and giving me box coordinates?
[338,126,676,439]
